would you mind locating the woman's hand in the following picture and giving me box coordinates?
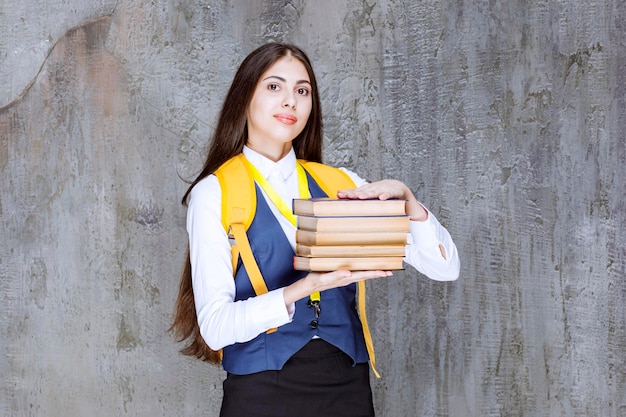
[337,179,428,222]
[283,270,392,306]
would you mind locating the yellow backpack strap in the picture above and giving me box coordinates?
[299,160,380,378]
[356,281,379,377]
[214,156,275,317]
[214,154,256,234]
[298,160,355,197]
[228,208,269,296]
[214,154,255,273]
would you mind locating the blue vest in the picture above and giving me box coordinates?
[221,174,369,375]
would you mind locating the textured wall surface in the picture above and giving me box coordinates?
[1,1,625,416]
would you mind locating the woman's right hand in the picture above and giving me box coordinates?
[283,269,392,306]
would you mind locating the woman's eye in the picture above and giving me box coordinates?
[297,88,309,96]
[268,83,280,91]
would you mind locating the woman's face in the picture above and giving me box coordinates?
[246,56,313,161]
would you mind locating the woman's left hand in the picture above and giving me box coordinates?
[337,179,428,222]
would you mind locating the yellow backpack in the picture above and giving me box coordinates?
[213,154,380,377]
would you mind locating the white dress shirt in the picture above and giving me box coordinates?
[187,146,460,350]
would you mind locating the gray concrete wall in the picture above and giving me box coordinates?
[1,1,624,416]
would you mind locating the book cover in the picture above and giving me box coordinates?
[295,230,409,246]
[297,215,410,232]
[293,256,405,271]
[296,244,407,258]
[292,198,407,217]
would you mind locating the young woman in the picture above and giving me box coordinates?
[171,42,460,417]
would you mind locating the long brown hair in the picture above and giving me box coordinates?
[170,43,324,363]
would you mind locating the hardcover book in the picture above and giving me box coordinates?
[295,230,409,246]
[292,197,409,272]
[297,214,410,233]
[296,244,407,258]
[293,256,404,271]
[292,198,407,217]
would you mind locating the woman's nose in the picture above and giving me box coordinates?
[282,92,296,109]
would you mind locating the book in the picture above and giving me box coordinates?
[293,256,404,271]
[297,215,410,232]
[295,230,409,246]
[292,198,407,217]
[296,244,406,258]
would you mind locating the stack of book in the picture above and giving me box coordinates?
[292,198,409,271]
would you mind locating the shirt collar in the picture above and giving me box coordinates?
[242,146,296,181]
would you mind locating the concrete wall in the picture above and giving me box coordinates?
[1,1,624,416]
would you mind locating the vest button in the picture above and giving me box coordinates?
[309,319,318,329]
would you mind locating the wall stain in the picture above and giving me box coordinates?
[561,42,603,84]
[27,257,48,310]
[116,314,139,351]
[128,202,164,228]
[0,16,113,113]
[117,375,134,412]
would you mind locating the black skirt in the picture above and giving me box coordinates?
[219,339,375,417]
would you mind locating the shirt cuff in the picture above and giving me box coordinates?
[249,288,293,331]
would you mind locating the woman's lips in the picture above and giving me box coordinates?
[274,114,297,125]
